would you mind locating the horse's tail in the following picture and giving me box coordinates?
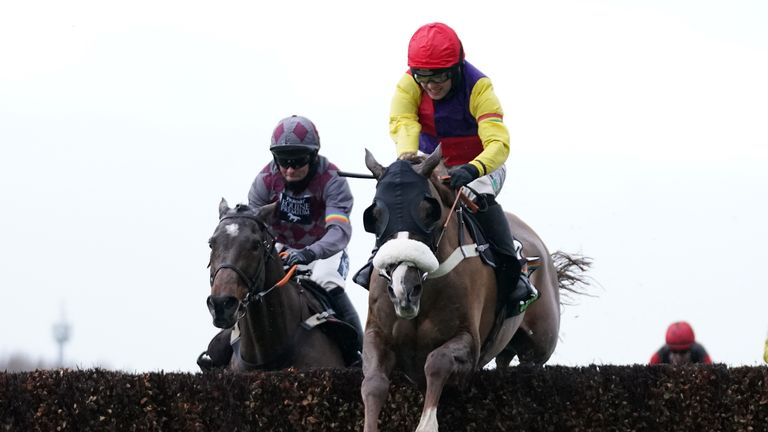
[551,250,595,303]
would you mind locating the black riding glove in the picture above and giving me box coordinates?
[285,249,317,266]
[449,164,480,189]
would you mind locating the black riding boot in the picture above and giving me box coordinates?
[352,247,378,290]
[196,328,233,372]
[472,196,539,317]
[329,287,364,352]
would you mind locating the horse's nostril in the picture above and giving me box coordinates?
[224,297,239,310]
[208,296,240,315]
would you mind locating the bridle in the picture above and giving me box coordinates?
[377,179,485,285]
[209,213,279,319]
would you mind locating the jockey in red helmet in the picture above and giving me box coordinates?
[650,321,712,365]
[353,23,538,318]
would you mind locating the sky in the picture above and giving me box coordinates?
[1,0,767,372]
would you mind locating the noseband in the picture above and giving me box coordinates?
[210,213,277,315]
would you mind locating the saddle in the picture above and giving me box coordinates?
[461,207,541,275]
[459,209,497,268]
[294,278,362,367]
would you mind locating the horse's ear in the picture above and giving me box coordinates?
[219,198,230,219]
[416,145,442,177]
[255,202,278,225]
[364,149,386,180]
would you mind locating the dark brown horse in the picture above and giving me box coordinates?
[360,148,589,432]
[205,198,354,371]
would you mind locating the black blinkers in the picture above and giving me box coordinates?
[363,160,441,247]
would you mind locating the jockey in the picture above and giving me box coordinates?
[650,321,712,365]
[199,116,363,372]
[251,115,363,350]
[352,22,538,317]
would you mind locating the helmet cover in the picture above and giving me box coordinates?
[407,22,463,70]
[666,321,695,351]
[269,115,320,154]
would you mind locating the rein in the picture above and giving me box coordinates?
[250,257,298,303]
[434,189,462,251]
[433,177,479,252]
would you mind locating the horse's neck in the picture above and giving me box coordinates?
[239,259,304,361]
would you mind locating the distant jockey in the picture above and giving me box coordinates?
[650,321,712,365]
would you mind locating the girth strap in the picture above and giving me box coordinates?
[427,244,480,279]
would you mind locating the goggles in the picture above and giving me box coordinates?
[412,69,452,85]
[275,154,312,169]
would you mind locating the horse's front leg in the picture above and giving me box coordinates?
[416,332,475,432]
[361,328,396,432]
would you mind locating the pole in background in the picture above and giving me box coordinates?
[51,303,71,368]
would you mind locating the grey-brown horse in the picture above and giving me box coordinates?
[360,147,589,432]
[205,198,351,371]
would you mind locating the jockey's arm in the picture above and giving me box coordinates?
[305,224,351,261]
[468,77,510,176]
[305,174,353,260]
[390,73,422,158]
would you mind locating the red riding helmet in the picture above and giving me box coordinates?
[666,321,695,351]
[407,22,464,70]
[270,115,321,155]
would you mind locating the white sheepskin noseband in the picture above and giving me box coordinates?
[373,238,439,273]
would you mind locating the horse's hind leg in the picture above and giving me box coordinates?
[416,332,474,432]
[508,326,554,366]
[362,330,396,432]
[495,345,517,370]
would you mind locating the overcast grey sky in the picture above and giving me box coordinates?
[1,0,767,372]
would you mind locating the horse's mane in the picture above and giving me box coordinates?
[398,153,426,164]
[220,203,260,220]
[233,203,253,213]
[388,154,454,207]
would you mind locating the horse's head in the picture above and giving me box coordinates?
[206,198,277,329]
[363,147,447,320]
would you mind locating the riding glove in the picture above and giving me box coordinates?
[285,249,316,266]
[449,164,480,189]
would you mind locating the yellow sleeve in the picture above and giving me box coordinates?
[389,73,422,157]
[468,77,510,175]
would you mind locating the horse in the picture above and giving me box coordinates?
[360,147,590,432]
[204,198,357,371]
